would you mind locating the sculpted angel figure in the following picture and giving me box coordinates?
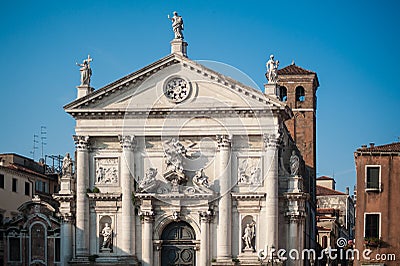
[192,169,210,188]
[168,11,184,39]
[139,168,157,189]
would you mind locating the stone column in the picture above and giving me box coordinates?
[263,134,279,252]
[73,135,90,257]
[287,216,300,266]
[141,211,155,266]
[200,210,213,266]
[60,217,74,266]
[216,135,232,261]
[119,135,135,256]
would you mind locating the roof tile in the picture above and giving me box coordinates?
[316,185,346,196]
[277,64,315,75]
[357,142,400,153]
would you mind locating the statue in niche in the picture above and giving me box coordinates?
[76,55,92,86]
[139,168,157,189]
[266,54,279,83]
[101,223,113,249]
[290,150,300,176]
[62,153,73,176]
[242,223,255,251]
[192,169,209,188]
[168,11,184,39]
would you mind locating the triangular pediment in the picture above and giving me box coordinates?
[64,54,290,118]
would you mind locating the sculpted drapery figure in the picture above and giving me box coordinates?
[192,169,210,189]
[139,167,157,189]
[101,223,113,249]
[76,55,92,86]
[168,11,184,39]
[163,138,187,174]
[266,54,279,83]
[290,150,300,176]
[62,153,73,176]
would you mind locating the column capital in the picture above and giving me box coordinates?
[61,214,75,224]
[73,135,90,150]
[119,135,136,150]
[285,213,305,224]
[263,133,281,149]
[139,210,155,223]
[199,210,214,223]
[216,134,231,149]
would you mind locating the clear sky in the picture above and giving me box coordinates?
[1,0,399,193]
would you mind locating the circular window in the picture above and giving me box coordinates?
[164,77,191,103]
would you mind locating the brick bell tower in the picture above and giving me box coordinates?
[277,61,320,253]
[277,62,319,179]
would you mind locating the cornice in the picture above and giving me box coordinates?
[65,54,290,117]
[68,107,282,120]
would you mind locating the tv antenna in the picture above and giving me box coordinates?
[40,126,47,160]
[30,134,39,160]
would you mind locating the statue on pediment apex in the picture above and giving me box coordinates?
[76,55,92,86]
[168,11,184,39]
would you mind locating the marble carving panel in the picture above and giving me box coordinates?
[95,158,119,185]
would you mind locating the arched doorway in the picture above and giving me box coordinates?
[161,221,196,266]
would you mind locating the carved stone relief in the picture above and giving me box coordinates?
[95,158,119,184]
[238,158,262,185]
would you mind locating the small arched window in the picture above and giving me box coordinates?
[279,86,287,102]
[295,86,305,102]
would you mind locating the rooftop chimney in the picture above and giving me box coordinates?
[369,142,375,148]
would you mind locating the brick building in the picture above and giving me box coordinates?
[354,142,400,265]
[278,64,320,251]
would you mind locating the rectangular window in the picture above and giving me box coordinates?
[8,237,21,262]
[366,166,380,190]
[44,182,49,193]
[54,237,61,262]
[0,174,4,189]
[36,180,44,192]
[12,178,17,192]
[25,182,30,196]
[365,213,380,238]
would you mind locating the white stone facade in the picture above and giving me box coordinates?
[56,49,312,265]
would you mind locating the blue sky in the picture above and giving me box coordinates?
[0,0,399,192]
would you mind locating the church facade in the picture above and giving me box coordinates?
[55,20,319,266]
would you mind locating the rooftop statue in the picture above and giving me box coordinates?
[62,153,73,176]
[266,54,279,83]
[168,11,184,39]
[76,55,93,86]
